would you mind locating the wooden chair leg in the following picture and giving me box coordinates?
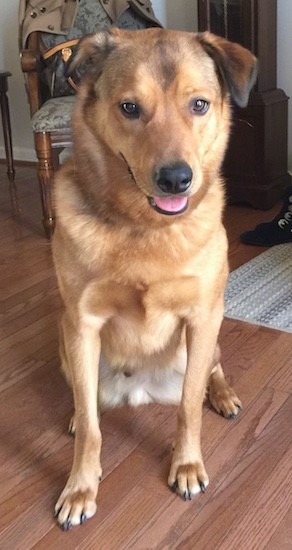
[34,132,55,238]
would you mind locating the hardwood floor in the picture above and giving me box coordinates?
[0,163,291,550]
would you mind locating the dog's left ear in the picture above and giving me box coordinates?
[66,29,119,82]
[197,32,258,107]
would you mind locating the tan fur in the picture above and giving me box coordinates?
[52,28,256,528]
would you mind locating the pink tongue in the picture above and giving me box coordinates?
[153,196,188,213]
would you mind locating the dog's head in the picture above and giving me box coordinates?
[69,28,257,221]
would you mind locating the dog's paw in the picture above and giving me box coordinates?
[209,384,242,419]
[54,479,100,530]
[168,460,209,500]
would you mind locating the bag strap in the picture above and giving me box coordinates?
[42,39,80,61]
[67,76,79,92]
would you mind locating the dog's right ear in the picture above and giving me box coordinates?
[197,32,257,108]
[66,29,118,80]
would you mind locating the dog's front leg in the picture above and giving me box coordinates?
[168,310,223,500]
[55,313,102,529]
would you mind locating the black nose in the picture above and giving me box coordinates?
[156,163,193,194]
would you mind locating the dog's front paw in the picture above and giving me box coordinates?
[168,458,209,500]
[55,478,100,530]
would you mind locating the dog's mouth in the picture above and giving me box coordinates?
[148,195,189,216]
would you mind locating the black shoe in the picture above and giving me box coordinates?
[240,186,292,246]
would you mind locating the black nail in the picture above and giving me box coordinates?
[199,481,206,493]
[54,507,61,518]
[183,490,188,501]
[61,519,72,531]
[170,481,177,493]
[80,512,87,524]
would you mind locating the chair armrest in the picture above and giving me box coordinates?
[20,55,42,115]
[20,32,44,116]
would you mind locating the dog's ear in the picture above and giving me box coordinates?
[197,32,258,107]
[66,29,118,80]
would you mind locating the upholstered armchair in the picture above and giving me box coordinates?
[20,0,161,238]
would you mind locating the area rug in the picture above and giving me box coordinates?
[224,243,292,332]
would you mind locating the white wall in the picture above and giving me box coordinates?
[277,0,292,151]
[152,0,197,31]
[0,0,291,170]
[0,0,35,160]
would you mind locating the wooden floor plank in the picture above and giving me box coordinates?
[170,397,292,550]
[218,446,292,550]
[267,506,292,550]
[123,391,290,550]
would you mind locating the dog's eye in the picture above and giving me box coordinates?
[190,98,209,115]
[120,102,140,119]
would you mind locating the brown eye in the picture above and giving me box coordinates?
[190,98,209,115]
[120,102,140,119]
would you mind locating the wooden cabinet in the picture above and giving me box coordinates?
[198,0,291,208]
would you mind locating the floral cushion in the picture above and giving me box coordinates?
[31,96,75,132]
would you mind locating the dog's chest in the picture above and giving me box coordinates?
[101,287,182,368]
[99,265,204,368]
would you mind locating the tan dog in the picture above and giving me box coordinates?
[52,28,257,529]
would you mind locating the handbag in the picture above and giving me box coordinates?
[41,39,80,98]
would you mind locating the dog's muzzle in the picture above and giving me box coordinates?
[149,162,192,216]
[120,154,192,216]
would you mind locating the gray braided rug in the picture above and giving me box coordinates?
[225,244,292,332]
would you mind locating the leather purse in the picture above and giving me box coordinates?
[41,39,80,98]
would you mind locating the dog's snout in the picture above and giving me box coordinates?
[156,163,193,194]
